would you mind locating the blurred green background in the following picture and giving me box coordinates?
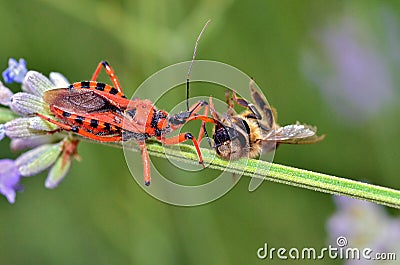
[1,0,400,264]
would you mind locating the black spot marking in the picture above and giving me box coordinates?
[122,130,148,141]
[109,87,118,95]
[90,119,99,128]
[75,116,84,124]
[126,108,136,118]
[71,126,79,133]
[168,111,190,125]
[96,82,106,91]
[81,81,90,88]
[102,61,109,67]
[185,133,193,140]
[199,100,208,106]
[62,111,71,117]
[68,84,73,89]
[104,122,111,131]
[150,111,167,129]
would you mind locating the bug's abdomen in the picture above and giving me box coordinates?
[68,82,132,110]
[69,81,126,99]
[50,105,122,136]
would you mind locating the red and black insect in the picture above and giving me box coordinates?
[36,60,216,186]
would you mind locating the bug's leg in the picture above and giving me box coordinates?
[167,100,217,152]
[196,102,209,143]
[186,99,218,147]
[232,91,262,120]
[187,100,207,116]
[168,100,210,131]
[36,113,78,132]
[198,96,220,149]
[185,100,210,144]
[169,103,216,146]
[184,115,219,151]
[159,132,204,167]
[61,138,81,164]
[138,142,151,186]
[36,113,123,142]
[91,61,123,94]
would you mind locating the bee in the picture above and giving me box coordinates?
[209,79,325,160]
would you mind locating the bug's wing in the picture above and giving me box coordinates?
[262,123,325,144]
[44,88,111,113]
[249,79,277,128]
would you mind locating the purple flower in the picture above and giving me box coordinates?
[2,58,27,84]
[0,58,79,203]
[10,135,62,152]
[328,196,400,264]
[0,159,23,204]
[301,8,398,124]
[0,81,13,106]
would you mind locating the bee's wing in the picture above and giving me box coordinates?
[249,79,277,128]
[262,123,325,144]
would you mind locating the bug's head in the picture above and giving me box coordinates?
[212,117,249,160]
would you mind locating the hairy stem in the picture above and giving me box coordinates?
[134,141,400,209]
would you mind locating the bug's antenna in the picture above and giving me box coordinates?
[186,19,211,111]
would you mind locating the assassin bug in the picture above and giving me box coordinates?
[36,21,216,186]
[208,79,325,160]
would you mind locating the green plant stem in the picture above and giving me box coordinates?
[135,141,400,209]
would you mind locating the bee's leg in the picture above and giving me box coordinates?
[248,78,275,127]
[225,90,235,116]
[209,96,220,120]
[232,91,262,120]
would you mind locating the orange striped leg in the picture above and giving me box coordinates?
[139,142,151,186]
[196,104,209,143]
[159,132,204,167]
[91,61,123,94]
[181,100,212,144]
[36,113,123,142]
